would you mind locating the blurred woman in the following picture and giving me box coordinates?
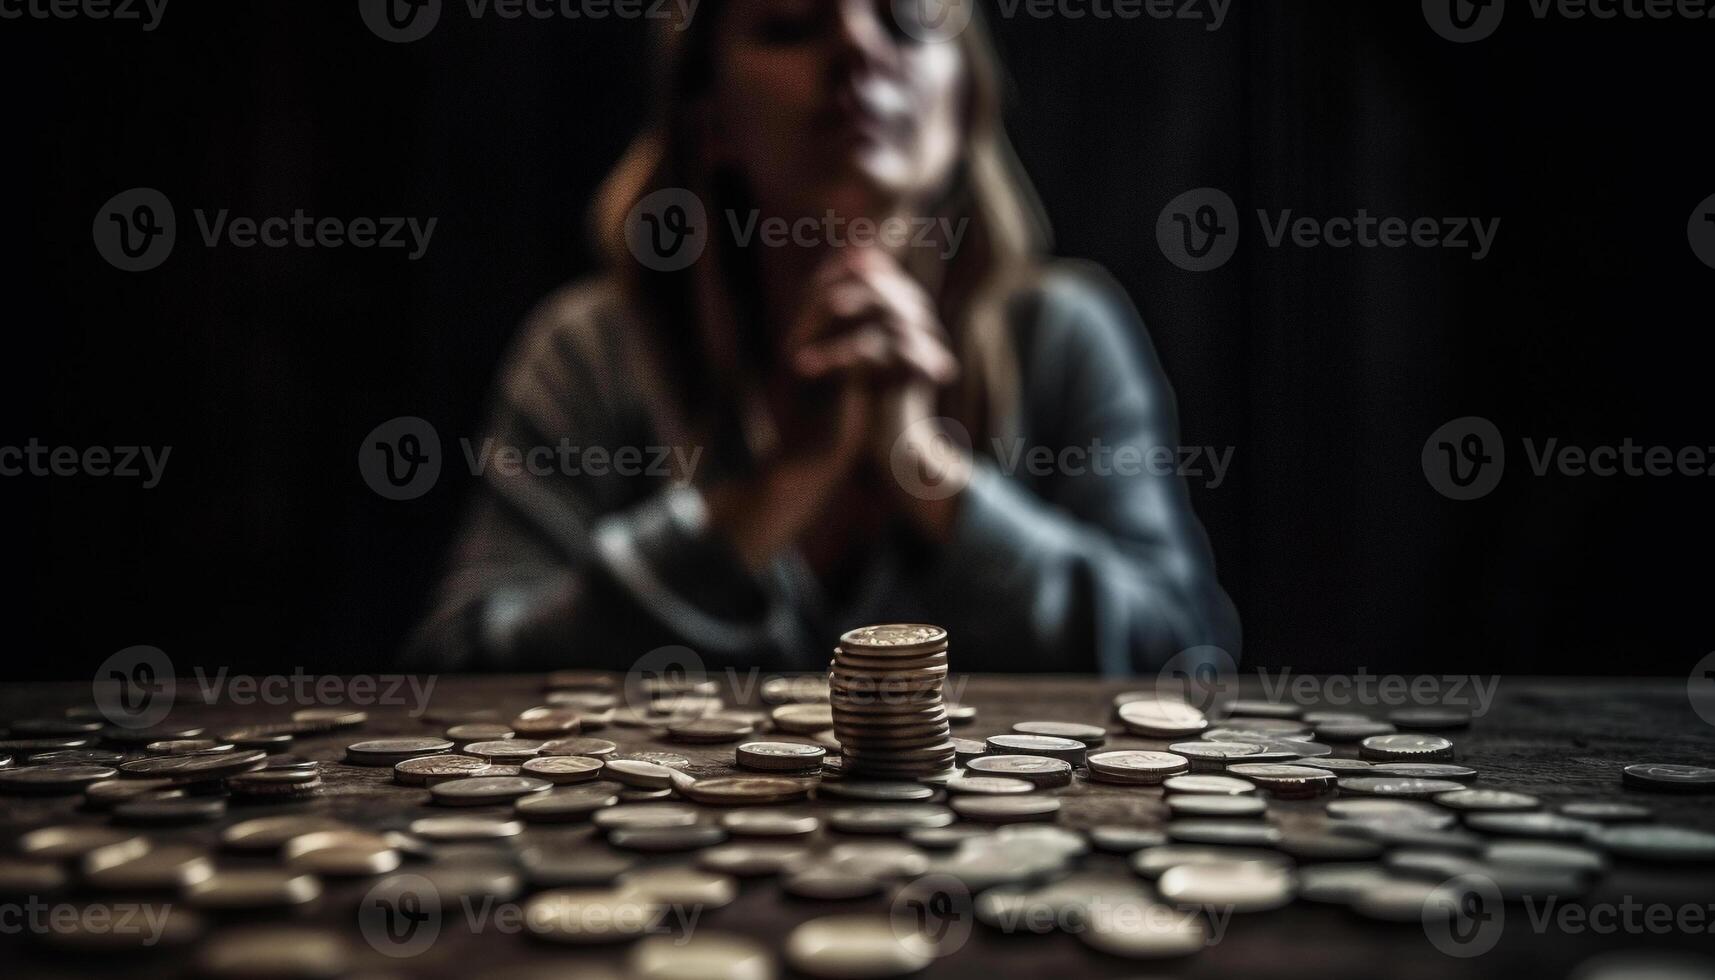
[413,0,1239,673]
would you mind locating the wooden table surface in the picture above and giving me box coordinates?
[3,673,1714,979]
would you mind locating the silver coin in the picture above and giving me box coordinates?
[119,750,268,781]
[409,815,524,841]
[950,795,1061,823]
[539,736,619,758]
[608,825,728,852]
[1296,862,1392,904]
[464,739,546,762]
[1358,733,1454,762]
[1116,700,1208,738]
[519,846,634,887]
[826,804,955,834]
[522,755,605,784]
[1163,774,1257,795]
[445,723,514,742]
[785,914,933,977]
[1313,721,1398,742]
[1484,841,1607,876]
[1556,800,1653,822]
[1011,720,1106,745]
[1167,819,1283,847]
[1587,824,1715,861]
[223,816,353,851]
[1089,826,1169,853]
[1168,741,1263,770]
[983,734,1087,765]
[628,932,771,980]
[1167,794,1266,818]
[393,754,493,786]
[698,842,813,877]
[29,749,125,765]
[1325,797,1455,827]
[0,764,117,794]
[1464,811,1602,840]
[967,755,1075,788]
[1084,750,1187,785]
[617,866,738,908]
[720,810,820,837]
[1621,763,1715,792]
[736,741,827,772]
[603,758,676,789]
[344,737,453,766]
[943,774,1034,795]
[1076,901,1207,959]
[593,803,701,831]
[1157,861,1293,912]
[1293,757,1375,772]
[429,775,553,806]
[516,783,623,822]
[523,888,663,944]
[1365,762,1477,781]
[815,780,936,802]
[1434,788,1540,812]
[1335,776,1465,799]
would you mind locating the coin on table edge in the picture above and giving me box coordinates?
[463,739,546,761]
[1621,763,1715,791]
[429,775,554,806]
[522,755,605,784]
[539,737,619,758]
[679,776,814,806]
[394,754,493,785]
[516,784,624,821]
[282,831,400,876]
[737,741,827,771]
[1358,734,1455,761]
[184,869,323,909]
[226,770,322,797]
[602,758,676,789]
[968,755,1075,786]
[1434,789,1541,811]
[523,888,664,944]
[1365,762,1478,780]
[786,913,934,977]
[223,816,354,851]
[0,764,117,793]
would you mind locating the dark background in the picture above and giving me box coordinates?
[2,0,1710,680]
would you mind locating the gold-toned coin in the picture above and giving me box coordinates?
[282,830,400,876]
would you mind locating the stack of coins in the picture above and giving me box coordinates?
[830,624,956,779]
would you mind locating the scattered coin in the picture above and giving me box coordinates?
[83,842,215,889]
[1557,800,1652,822]
[409,815,524,841]
[1163,774,1255,795]
[1168,741,1263,770]
[787,913,935,979]
[816,780,936,802]
[604,758,676,789]
[0,764,116,794]
[1364,762,1477,781]
[943,773,1034,795]
[1296,862,1392,904]
[1313,721,1398,742]
[1621,763,1715,792]
[1434,788,1540,811]
[515,782,624,822]
[827,804,955,834]
[1485,840,1607,876]
[1086,749,1192,785]
[114,796,228,825]
[290,708,366,730]
[1089,825,1168,852]
[737,741,827,772]
[522,755,605,784]
[968,755,1075,788]
[464,739,546,762]
[1226,763,1336,797]
[82,777,183,810]
[609,825,729,852]
[539,736,619,758]
[983,734,1087,765]
[1587,824,1715,861]
[1116,699,1208,738]
[1011,720,1106,745]
[344,737,453,767]
[1358,733,1454,762]
[282,830,399,876]
[184,870,323,910]
[512,706,584,736]
[628,932,773,980]
[1465,811,1602,840]
[721,810,820,837]
[1130,845,1291,879]
[29,749,126,765]
[430,775,554,807]
[950,795,1061,823]
[1168,794,1266,818]
[681,776,813,806]
[1157,861,1293,912]
[619,865,738,908]
[446,723,514,742]
[223,816,353,851]
[226,769,323,799]
[119,750,268,782]
[394,754,493,785]
[524,888,663,944]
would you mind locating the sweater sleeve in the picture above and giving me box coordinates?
[923,265,1241,674]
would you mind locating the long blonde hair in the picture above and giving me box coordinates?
[593,3,1050,448]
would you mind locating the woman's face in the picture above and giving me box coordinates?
[709,0,966,222]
